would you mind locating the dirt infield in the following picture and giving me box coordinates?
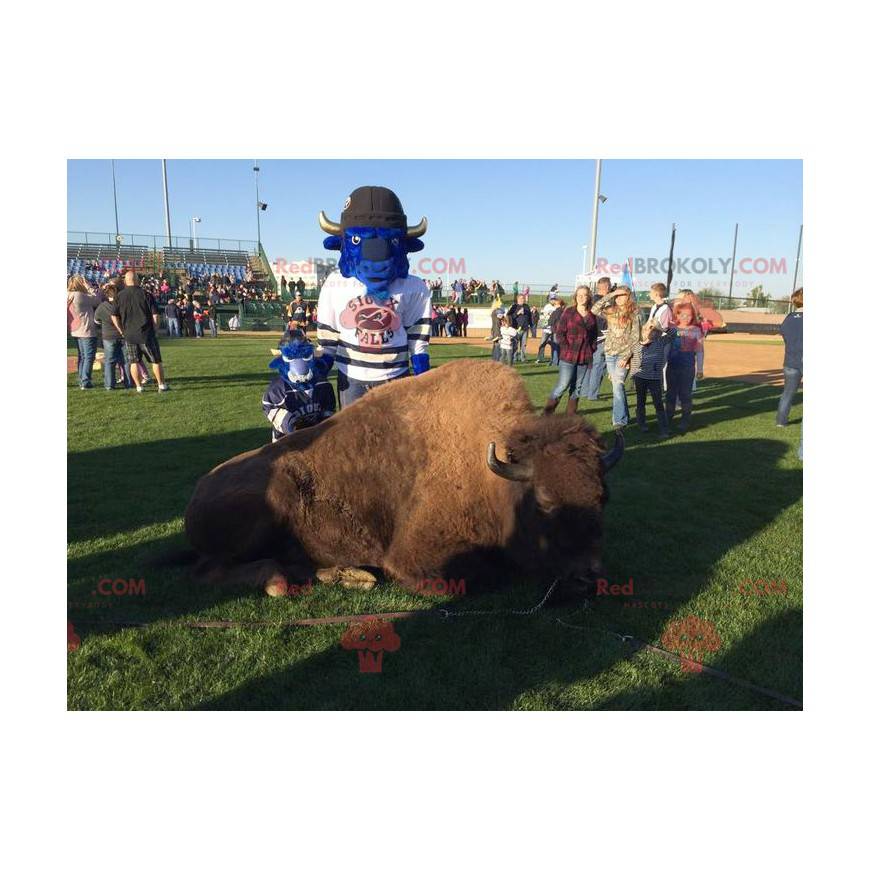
[432,332,787,386]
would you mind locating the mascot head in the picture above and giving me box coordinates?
[319,186,427,301]
[269,329,317,386]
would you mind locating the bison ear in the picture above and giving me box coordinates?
[323,236,342,251]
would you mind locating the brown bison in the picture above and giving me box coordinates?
[185,359,622,601]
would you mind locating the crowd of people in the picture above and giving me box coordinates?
[486,276,803,440]
[68,267,803,445]
[68,270,169,392]
[431,305,470,337]
[426,277,561,306]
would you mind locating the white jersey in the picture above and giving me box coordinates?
[316,272,432,382]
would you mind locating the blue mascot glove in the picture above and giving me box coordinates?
[411,353,430,376]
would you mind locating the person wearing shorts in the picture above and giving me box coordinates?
[111,269,170,393]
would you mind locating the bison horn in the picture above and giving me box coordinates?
[318,211,342,235]
[406,216,428,238]
[601,430,624,473]
[487,442,533,482]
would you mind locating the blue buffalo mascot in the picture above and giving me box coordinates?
[316,186,432,407]
[263,329,336,442]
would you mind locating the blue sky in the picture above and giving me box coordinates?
[67,159,802,296]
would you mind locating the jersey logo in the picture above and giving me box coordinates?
[339,294,401,346]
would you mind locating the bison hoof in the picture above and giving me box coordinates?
[315,567,377,591]
[264,574,290,597]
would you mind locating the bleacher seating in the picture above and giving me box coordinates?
[67,235,270,288]
[67,243,149,282]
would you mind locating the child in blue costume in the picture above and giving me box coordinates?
[263,329,336,442]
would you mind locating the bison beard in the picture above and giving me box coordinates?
[185,359,619,602]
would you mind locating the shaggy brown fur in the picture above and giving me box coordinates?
[185,359,613,598]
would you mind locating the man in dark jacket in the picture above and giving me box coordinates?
[508,296,533,362]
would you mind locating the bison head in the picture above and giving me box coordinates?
[486,416,623,600]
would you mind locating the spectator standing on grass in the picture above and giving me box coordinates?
[633,321,671,438]
[665,300,702,433]
[547,299,565,367]
[289,291,308,330]
[193,300,204,338]
[535,299,556,364]
[545,285,598,415]
[582,277,612,400]
[460,307,468,338]
[165,297,180,337]
[508,295,532,362]
[94,281,132,390]
[111,269,169,393]
[530,305,539,339]
[68,275,100,390]
[776,287,803,427]
[591,284,641,429]
[494,315,518,366]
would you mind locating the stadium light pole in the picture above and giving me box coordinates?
[111,159,120,244]
[162,159,173,247]
[192,216,201,250]
[589,159,603,273]
[792,224,803,293]
[727,223,739,302]
[254,161,262,248]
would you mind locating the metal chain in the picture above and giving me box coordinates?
[438,577,561,619]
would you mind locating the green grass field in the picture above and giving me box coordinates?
[67,336,802,710]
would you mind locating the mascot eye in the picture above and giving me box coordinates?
[351,234,361,245]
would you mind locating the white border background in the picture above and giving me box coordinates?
[3,1,867,867]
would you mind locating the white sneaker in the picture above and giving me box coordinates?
[136,385,144,393]
[158,384,170,392]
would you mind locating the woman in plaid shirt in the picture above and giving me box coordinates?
[544,285,598,415]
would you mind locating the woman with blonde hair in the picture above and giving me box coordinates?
[591,284,642,428]
[67,275,100,389]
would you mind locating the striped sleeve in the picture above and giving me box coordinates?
[315,283,339,359]
[404,287,432,357]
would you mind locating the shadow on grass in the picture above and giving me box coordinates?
[68,427,269,545]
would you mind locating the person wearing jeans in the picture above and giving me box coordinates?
[546,300,565,367]
[165,298,180,337]
[544,285,598,415]
[776,288,803,427]
[584,341,607,399]
[665,301,703,433]
[582,277,613,399]
[94,282,131,389]
[68,275,100,389]
[591,284,641,429]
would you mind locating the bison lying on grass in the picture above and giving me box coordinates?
[185,359,622,602]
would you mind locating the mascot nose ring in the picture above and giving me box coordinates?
[361,237,391,261]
